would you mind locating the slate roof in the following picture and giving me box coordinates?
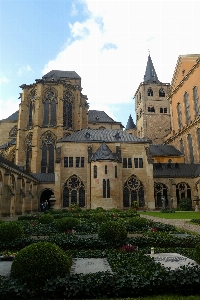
[1,111,18,121]
[126,115,136,129]
[143,54,160,83]
[150,144,183,157]
[88,110,115,123]
[31,173,55,183]
[0,139,16,150]
[58,129,150,143]
[42,70,81,81]
[153,163,200,178]
[0,154,37,180]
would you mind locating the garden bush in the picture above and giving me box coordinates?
[98,220,127,244]
[178,198,193,211]
[39,213,54,224]
[193,241,200,263]
[89,212,107,224]
[0,222,24,243]
[126,216,153,231]
[10,241,71,287]
[56,217,80,232]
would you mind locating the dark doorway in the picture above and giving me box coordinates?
[40,189,54,210]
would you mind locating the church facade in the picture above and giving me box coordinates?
[1,55,200,216]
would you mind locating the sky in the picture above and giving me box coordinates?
[0,0,200,128]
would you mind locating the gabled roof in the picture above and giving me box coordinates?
[126,115,136,130]
[88,110,115,123]
[143,54,160,83]
[42,70,81,81]
[90,142,119,161]
[150,144,183,157]
[58,129,150,143]
[153,163,200,178]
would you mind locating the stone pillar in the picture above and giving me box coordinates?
[24,180,32,214]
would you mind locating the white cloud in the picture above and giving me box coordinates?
[17,65,32,76]
[43,0,200,124]
[0,98,19,120]
[0,76,9,84]
[70,2,78,16]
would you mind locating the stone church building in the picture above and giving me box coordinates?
[1,54,200,216]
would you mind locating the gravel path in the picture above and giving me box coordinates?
[141,214,200,235]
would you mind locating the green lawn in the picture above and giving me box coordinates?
[139,211,200,219]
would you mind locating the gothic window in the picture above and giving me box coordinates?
[123,175,144,207]
[28,89,36,127]
[147,88,153,96]
[187,134,194,163]
[9,125,17,138]
[184,92,190,124]
[154,182,168,207]
[41,131,56,173]
[177,103,182,129]
[25,132,33,172]
[63,90,74,128]
[43,88,57,127]
[193,86,199,117]
[180,139,184,154]
[197,128,200,149]
[63,175,85,207]
[159,88,165,97]
[103,179,110,198]
[176,182,191,204]
[94,165,97,178]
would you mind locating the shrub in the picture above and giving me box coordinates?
[56,217,79,232]
[0,222,24,243]
[10,241,71,287]
[69,204,82,212]
[126,216,153,231]
[39,213,54,224]
[178,198,193,211]
[98,221,127,244]
[89,213,107,224]
[193,241,200,263]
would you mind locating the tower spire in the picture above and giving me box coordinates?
[143,54,160,83]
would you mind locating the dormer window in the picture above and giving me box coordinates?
[114,132,121,139]
[96,116,99,120]
[85,132,90,139]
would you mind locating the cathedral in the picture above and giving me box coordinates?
[0,54,200,216]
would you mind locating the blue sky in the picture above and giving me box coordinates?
[1,0,200,127]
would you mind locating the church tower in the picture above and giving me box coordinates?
[134,55,171,144]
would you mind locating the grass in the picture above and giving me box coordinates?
[139,211,200,219]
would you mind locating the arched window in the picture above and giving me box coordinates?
[28,89,36,127]
[187,134,194,163]
[63,175,85,207]
[193,86,199,117]
[25,132,33,172]
[43,88,57,126]
[176,182,191,204]
[63,90,74,128]
[123,175,144,207]
[177,103,182,129]
[147,88,153,96]
[159,88,165,97]
[154,182,168,207]
[184,92,190,124]
[41,131,56,173]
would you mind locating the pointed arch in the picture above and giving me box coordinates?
[63,90,74,128]
[176,182,191,204]
[43,87,57,126]
[63,174,85,207]
[154,182,168,207]
[123,175,145,207]
[40,130,57,173]
[147,88,153,96]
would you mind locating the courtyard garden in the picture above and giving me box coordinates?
[0,207,200,299]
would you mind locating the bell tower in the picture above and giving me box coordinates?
[135,54,171,144]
